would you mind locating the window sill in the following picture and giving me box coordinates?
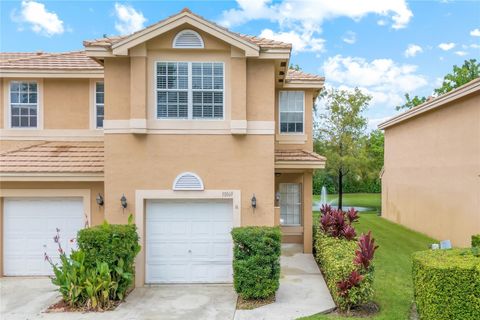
[276,134,307,144]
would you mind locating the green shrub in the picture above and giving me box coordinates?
[472,234,480,248]
[50,250,118,310]
[315,231,374,310]
[77,220,141,300]
[231,226,281,300]
[412,249,480,320]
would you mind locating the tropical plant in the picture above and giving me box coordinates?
[45,229,118,310]
[354,231,379,270]
[320,204,358,240]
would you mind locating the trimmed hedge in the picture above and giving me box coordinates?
[231,226,281,299]
[77,222,141,299]
[315,231,374,310]
[412,249,480,320]
[472,234,480,248]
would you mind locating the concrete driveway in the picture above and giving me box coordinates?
[0,278,237,320]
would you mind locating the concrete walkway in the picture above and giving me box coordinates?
[1,244,334,320]
[234,244,336,320]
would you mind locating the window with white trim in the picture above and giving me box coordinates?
[279,183,302,226]
[156,62,224,119]
[279,91,304,133]
[10,81,38,128]
[95,82,104,128]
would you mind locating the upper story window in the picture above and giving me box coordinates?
[172,30,204,49]
[10,81,38,128]
[95,82,104,128]
[156,62,224,120]
[279,91,304,134]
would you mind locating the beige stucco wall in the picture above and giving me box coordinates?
[1,77,98,130]
[102,134,275,226]
[0,181,105,275]
[382,93,480,247]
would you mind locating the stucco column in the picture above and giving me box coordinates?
[129,49,147,133]
[303,170,313,253]
[230,56,247,134]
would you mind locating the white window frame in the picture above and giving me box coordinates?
[94,81,105,129]
[279,183,302,226]
[7,80,41,130]
[278,90,305,135]
[154,61,225,121]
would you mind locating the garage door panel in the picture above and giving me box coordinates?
[3,197,84,276]
[146,199,233,283]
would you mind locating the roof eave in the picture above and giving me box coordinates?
[0,69,104,78]
[0,172,104,182]
[275,161,326,169]
[379,78,480,130]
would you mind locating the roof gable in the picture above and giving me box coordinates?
[108,9,260,56]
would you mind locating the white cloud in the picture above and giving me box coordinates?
[471,44,480,49]
[114,3,146,35]
[14,0,64,36]
[342,31,356,44]
[438,42,456,51]
[322,55,428,109]
[404,44,423,57]
[377,19,387,26]
[220,0,412,51]
[454,50,468,56]
[259,29,325,53]
[470,28,480,37]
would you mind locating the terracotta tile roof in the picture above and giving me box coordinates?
[83,9,291,50]
[275,149,326,162]
[286,69,325,81]
[0,51,103,70]
[0,142,104,173]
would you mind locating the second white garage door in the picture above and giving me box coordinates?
[146,199,233,284]
[3,197,84,276]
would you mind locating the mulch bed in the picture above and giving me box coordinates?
[45,299,121,313]
[324,302,380,318]
[236,295,276,310]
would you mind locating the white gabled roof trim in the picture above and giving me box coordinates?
[379,78,480,130]
[111,12,259,56]
[172,172,204,191]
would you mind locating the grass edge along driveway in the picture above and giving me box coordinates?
[305,193,435,320]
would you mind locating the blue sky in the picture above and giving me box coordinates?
[1,0,479,128]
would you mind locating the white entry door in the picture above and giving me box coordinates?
[146,199,233,283]
[3,197,84,276]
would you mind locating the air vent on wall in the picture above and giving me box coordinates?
[172,172,204,191]
[173,30,204,49]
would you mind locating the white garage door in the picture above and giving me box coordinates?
[146,199,233,283]
[3,197,84,276]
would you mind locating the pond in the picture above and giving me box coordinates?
[312,201,376,212]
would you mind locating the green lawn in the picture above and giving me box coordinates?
[305,193,435,320]
[313,193,381,210]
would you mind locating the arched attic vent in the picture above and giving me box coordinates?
[172,172,204,191]
[172,29,204,49]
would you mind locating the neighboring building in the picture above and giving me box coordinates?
[379,78,480,247]
[0,9,326,285]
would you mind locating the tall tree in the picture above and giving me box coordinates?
[434,59,480,95]
[316,88,371,209]
[396,59,480,110]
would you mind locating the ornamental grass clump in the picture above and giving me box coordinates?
[316,206,378,312]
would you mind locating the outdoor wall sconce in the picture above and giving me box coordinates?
[96,193,104,206]
[120,194,127,209]
[251,194,257,208]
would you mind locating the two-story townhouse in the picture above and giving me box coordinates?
[0,9,325,286]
